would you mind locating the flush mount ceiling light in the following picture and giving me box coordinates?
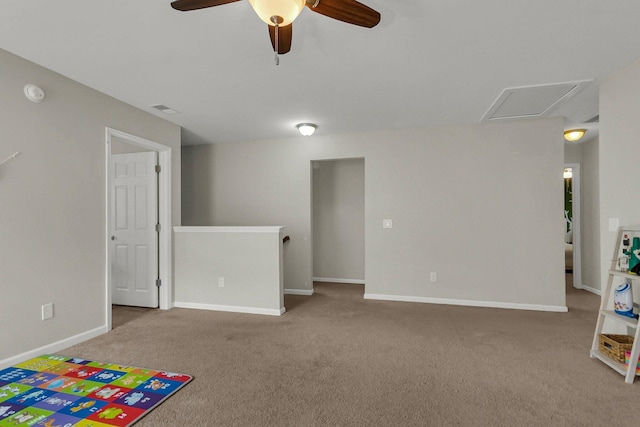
[564,129,586,142]
[23,84,45,103]
[297,123,317,136]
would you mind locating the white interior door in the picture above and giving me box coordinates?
[110,152,159,308]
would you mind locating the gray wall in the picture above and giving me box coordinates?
[312,159,365,281]
[0,49,181,362]
[182,117,566,309]
[581,137,600,292]
[600,57,640,289]
[564,143,582,164]
[174,228,284,314]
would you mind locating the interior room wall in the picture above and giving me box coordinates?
[599,57,640,290]
[580,137,600,293]
[312,158,365,282]
[564,142,582,164]
[174,227,285,315]
[182,117,566,310]
[181,145,215,226]
[0,49,181,363]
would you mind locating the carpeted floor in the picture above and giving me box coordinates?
[62,277,640,426]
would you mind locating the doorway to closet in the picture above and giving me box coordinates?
[311,158,365,291]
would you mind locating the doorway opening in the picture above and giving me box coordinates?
[105,128,173,331]
[311,158,365,294]
[564,163,581,290]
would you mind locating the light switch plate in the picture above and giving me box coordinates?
[609,218,619,232]
[383,219,392,229]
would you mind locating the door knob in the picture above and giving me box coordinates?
[111,236,115,241]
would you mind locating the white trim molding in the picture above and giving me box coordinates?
[363,293,568,313]
[284,288,315,296]
[313,277,365,285]
[0,326,107,370]
[174,302,285,316]
[565,162,582,290]
[575,284,602,296]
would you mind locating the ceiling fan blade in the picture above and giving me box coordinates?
[269,24,293,54]
[306,0,380,28]
[171,0,241,12]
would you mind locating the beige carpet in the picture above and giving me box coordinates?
[62,277,640,426]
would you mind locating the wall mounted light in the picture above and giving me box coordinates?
[24,84,45,103]
[297,123,317,136]
[564,129,586,142]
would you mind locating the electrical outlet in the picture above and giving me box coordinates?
[430,272,437,282]
[42,303,54,320]
[218,277,224,288]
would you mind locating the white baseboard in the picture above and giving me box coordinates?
[313,277,365,285]
[174,301,285,316]
[284,288,314,296]
[363,293,568,313]
[575,284,602,296]
[0,325,108,370]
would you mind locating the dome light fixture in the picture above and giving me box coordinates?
[564,129,586,142]
[297,123,317,136]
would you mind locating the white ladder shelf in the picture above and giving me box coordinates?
[590,225,640,383]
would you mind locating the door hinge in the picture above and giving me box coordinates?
[156,279,162,287]
[156,223,161,232]
[155,164,161,173]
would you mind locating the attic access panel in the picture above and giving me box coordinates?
[481,80,592,122]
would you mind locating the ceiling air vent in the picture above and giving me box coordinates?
[481,80,592,122]
[150,104,180,115]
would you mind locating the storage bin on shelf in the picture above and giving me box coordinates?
[599,334,634,363]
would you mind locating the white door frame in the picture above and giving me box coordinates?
[565,163,582,289]
[105,128,173,330]
[310,158,366,291]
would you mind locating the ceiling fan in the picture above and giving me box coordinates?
[170,0,380,57]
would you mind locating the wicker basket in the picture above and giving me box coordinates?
[599,334,634,363]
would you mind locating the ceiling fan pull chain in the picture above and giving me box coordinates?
[271,15,280,66]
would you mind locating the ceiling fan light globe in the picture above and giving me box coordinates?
[249,0,305,26]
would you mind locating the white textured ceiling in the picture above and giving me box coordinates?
[2,0,640,144]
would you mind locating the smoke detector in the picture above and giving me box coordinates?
[24,84,45,103]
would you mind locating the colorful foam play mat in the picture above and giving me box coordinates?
[0,354,192,426]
